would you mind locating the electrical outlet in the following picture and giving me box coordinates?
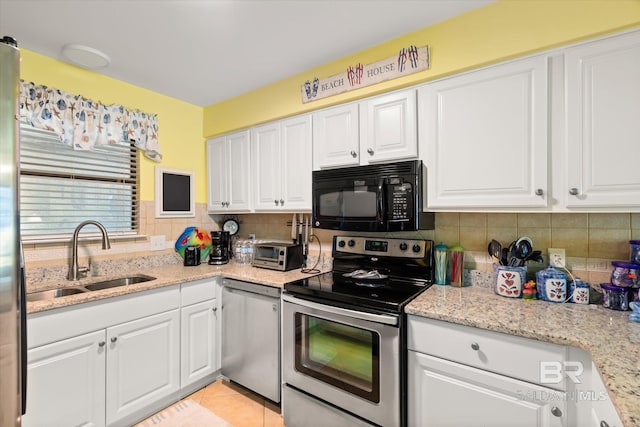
[249,234,256,240]
[150,235,165,251]
[548,248,566,267]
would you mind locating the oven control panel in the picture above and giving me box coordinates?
[334,236,430,259]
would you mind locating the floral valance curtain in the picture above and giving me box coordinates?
[19,81,162,161]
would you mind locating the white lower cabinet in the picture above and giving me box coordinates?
[106,310,180,426]
[23,330,107,427]
[180,299,218,393]
[24,286,182,427]
[408,351,566,427]
[407,315,567,427]
[407,316,624,427]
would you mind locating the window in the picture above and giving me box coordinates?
[19,125,139,240]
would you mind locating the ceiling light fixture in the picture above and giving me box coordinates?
[61,44,111,69]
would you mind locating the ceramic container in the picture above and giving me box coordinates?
[568,278,590,304]
[536,265,568,303]
[493,264,527,298]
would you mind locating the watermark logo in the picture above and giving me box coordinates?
[540,361,584,384]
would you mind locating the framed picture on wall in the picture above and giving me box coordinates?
[155,166,195,218]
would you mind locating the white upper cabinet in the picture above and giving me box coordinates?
[252,114,312,211]
[360,89,418,164]
[419,55,549,209]
[313,102,360,169]
[313,89,418,170]
[563,30,640,208]
[206,130,251,213]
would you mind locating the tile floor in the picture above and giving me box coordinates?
[183,379,284,427]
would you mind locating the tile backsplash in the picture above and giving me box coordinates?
[24,206,640,287]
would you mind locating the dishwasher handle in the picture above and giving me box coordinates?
[223,279,281,298]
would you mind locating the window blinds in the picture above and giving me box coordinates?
[19,125,139,240]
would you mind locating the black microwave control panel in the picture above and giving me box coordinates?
[388,182,413,221]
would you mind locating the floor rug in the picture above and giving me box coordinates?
[135,399,235,427]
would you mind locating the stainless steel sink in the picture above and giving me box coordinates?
[26,274,157,302]
[83,274,156,291]
[26,287,87,302]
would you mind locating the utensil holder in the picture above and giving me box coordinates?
[493,264,527,298]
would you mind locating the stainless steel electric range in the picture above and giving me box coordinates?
[282,235,433,427]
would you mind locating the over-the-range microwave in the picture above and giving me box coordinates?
[312,160,434,232]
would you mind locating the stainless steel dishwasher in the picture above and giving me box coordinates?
[221,278,281,402]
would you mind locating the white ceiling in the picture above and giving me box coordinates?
[0,0,493,107]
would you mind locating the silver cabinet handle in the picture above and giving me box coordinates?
[98,341,106,348]
[350,150,357,158]
[471,342,480,351]
[367,148,374,155]
[273,303,278,312]
[535,188,544,196]
[280,199,284,205]
[212,307,217,312]
[569,188,579,196]
[274,200,279,206]
[111,337,118,343]
[551,406,562,417]
[599,421,610,427]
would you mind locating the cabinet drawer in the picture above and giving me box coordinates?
[181,278,217,306]
[407,315,568,390]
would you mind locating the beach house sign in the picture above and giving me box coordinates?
[301,45,429,103]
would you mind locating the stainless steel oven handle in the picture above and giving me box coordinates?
[282,293,398,326]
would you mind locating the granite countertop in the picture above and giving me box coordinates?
[26,261,327,314]
[406,285,640,427]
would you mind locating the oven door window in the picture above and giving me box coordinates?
[294,313,380,403]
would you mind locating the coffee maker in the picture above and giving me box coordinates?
[209,231,231,265]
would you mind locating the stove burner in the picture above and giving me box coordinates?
[342,269,388,280]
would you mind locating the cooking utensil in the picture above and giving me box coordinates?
[487,239,502,265]
[513,238,533,266]
[501,248,510,266]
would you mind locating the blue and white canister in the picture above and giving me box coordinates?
[568,278,590,304]
[493,264,527,298]
[536,265,568,303]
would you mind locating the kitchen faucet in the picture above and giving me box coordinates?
[68,220,111,281]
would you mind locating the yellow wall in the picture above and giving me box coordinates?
[203,0,640,137]
[19,50,204,203]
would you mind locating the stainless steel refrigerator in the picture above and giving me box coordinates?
[0,36,26,427]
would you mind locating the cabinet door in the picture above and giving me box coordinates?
[106,309,180,426]
[252,122,283,210]
[23,330,106,427]
[420,55,548,209]
[206,136,228,212]
[565,31,640,207]
[408,351,567,427]
[313,102,360,170]
[227,130,252,212]
[360,89,417,164]
[281,114,312,210]
[180,299,218,388]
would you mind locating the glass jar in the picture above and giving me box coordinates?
[610,261,640,287]
[630,240,640,264]
[434,242,448,285]
[535,265,567,303]
[234,239,254,265]
[448,243,465,287]
[601,283,629,311]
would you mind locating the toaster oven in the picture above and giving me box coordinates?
[252,242,304,271]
